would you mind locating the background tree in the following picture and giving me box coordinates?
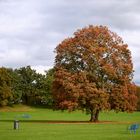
[17,66,37,105]
[31,68,54,106]
[53,25,137,122]
[0,66,55,107]
[43,68,54,106]
[16,66,54,106]
[7,68,22,104]
[0,67,13,106]
[32,71,53,106]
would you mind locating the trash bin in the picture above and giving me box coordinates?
[14,120,19,129]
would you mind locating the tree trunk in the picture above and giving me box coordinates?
[90,109,99,122]
[90,109,94,122]
[93,110,99,122]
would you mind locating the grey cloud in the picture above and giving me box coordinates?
[0,0,140,84]
[43,0,140,31]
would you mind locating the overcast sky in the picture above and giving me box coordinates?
[0,0,140,84]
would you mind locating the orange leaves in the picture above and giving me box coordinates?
[52,68,81,111]
[53,25,137,116]
[59,101,78,111]
[110,83,137,112]
[82,84,110,110]
[102,64,117,78]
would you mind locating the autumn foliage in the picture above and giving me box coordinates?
[0,68,13,106]
[53,25,137,122]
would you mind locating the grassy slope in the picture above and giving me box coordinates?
[0,105,140,140]
[0,105,140,122]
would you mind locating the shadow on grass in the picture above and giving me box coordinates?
[0,120,116,124]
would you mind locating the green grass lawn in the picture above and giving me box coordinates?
[0,105,140,140]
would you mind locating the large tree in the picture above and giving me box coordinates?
[53,25,137,122]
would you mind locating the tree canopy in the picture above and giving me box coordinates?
[53,25,137,122]
[0,66,54,107]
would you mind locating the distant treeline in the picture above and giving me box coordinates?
[0,66,54,107]
[0,65,140,111]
